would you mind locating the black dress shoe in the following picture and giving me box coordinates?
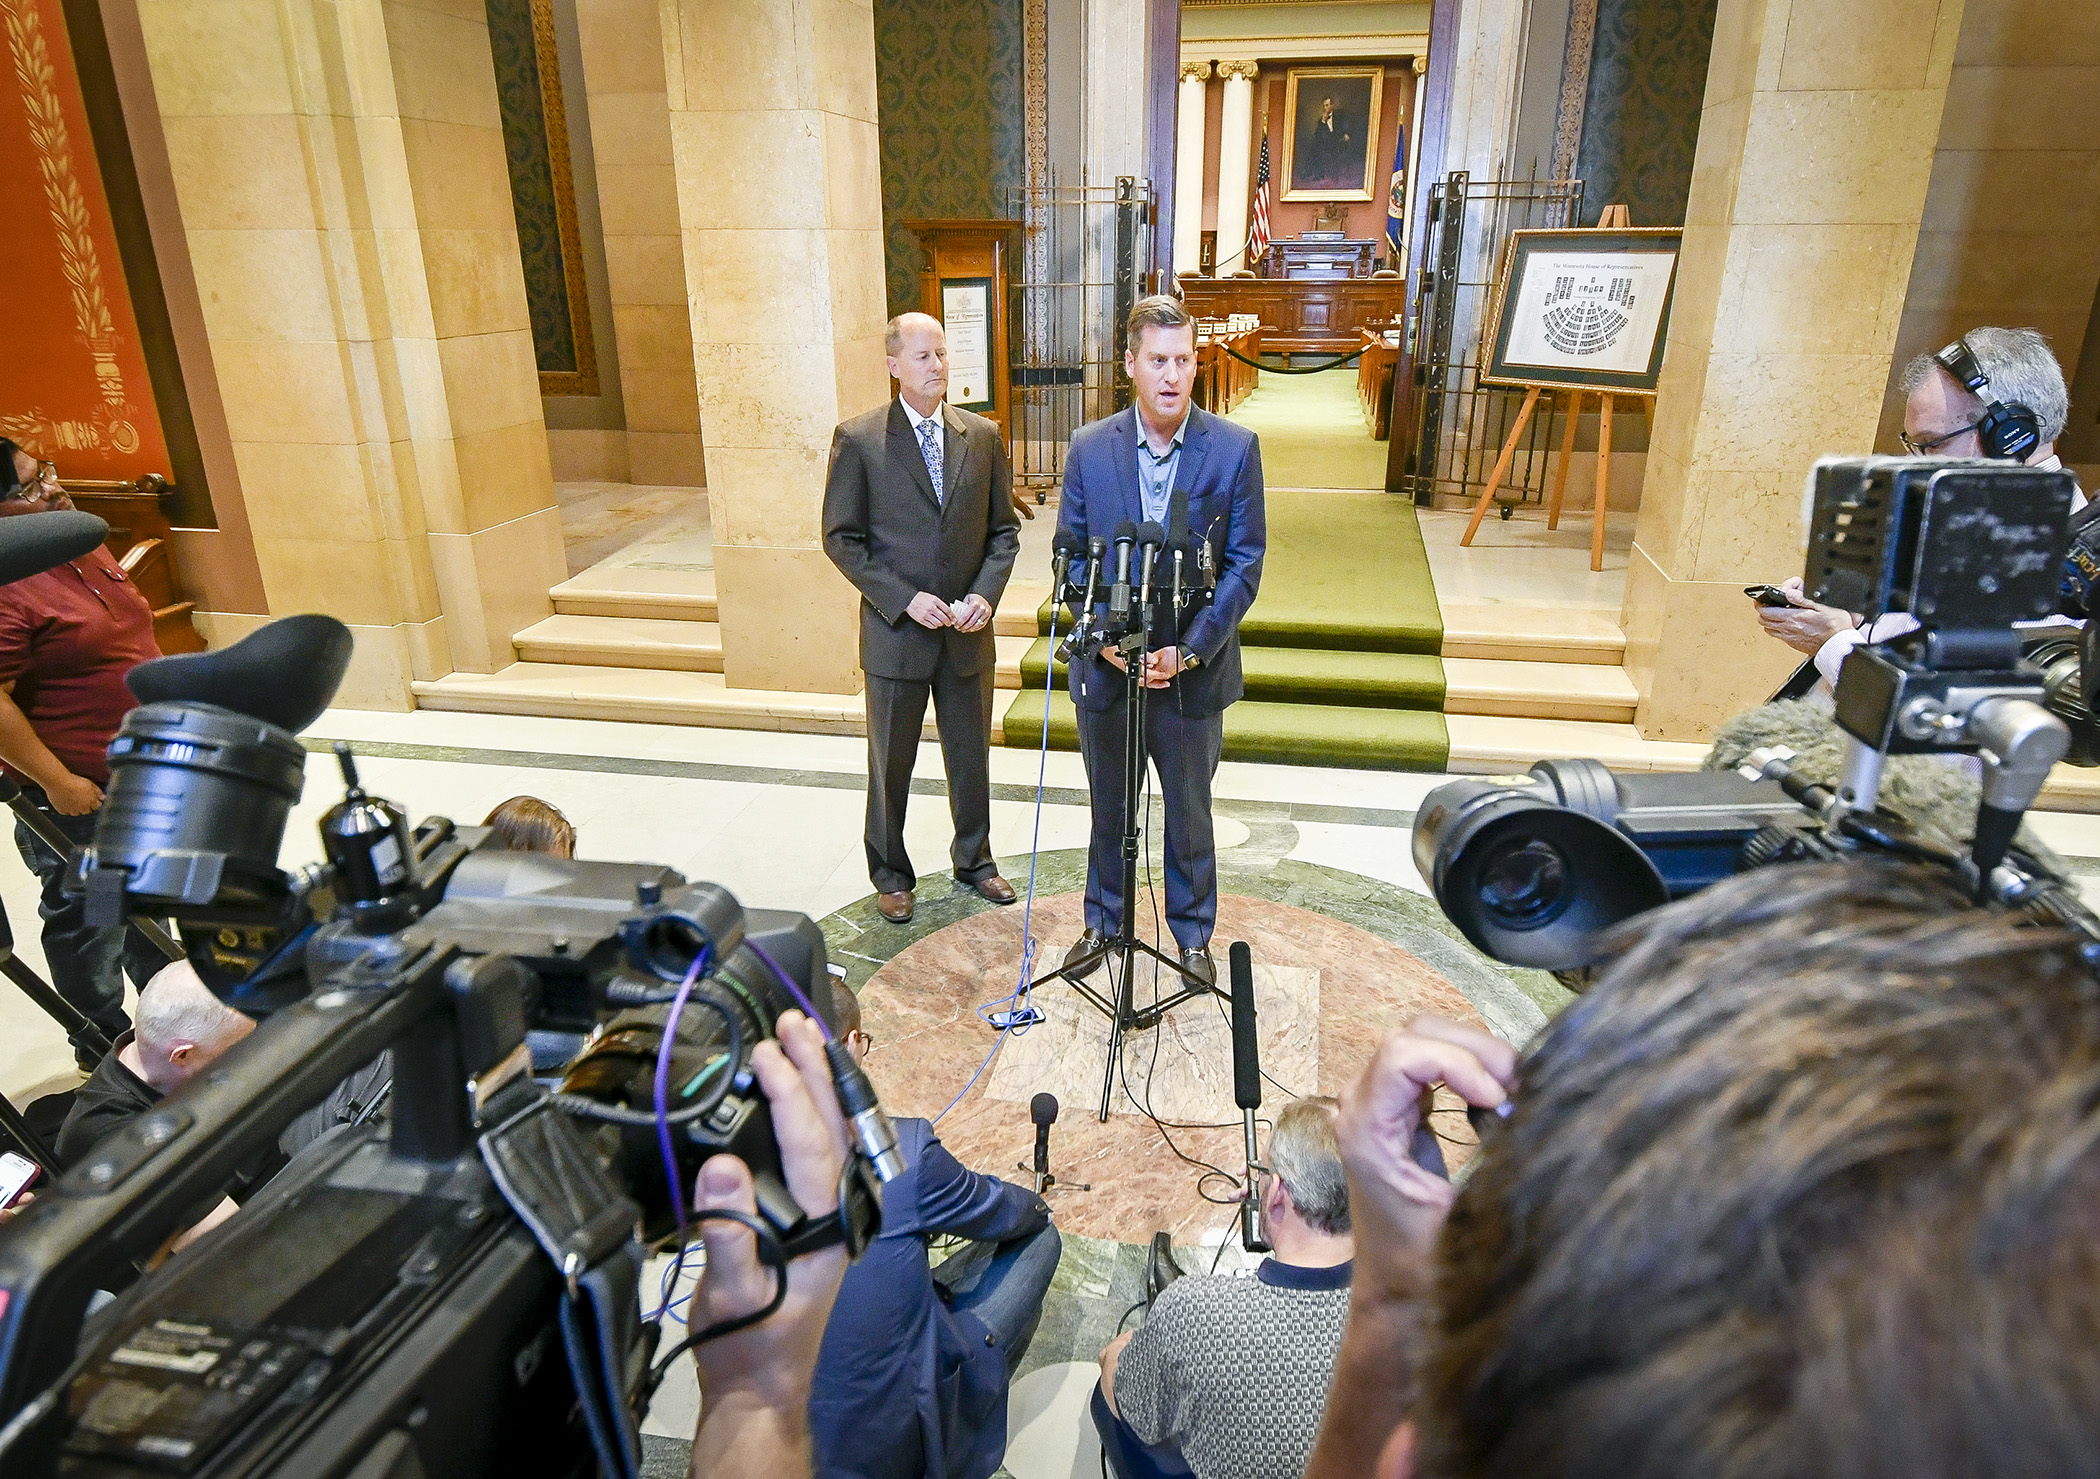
[1063,930,1107,981]
[1179,946,1216,990]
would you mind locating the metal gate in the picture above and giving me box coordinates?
[1400,169,1584,507]
[1004,174,1155,495]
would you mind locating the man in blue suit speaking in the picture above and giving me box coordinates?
[1056,295,1267,988]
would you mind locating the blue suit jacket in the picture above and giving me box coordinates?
[809,1117,1051,1479]
[1055,406,1266,716]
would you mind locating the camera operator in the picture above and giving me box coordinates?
[0,440,166,1061]
[685,1009,857,1479]
[807,989,1058,1479]
[1754,328,2093,689]
[1306,861,2100,1479]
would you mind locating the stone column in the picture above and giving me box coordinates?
[382,0,566,675]
[135,0,565,704]
[659,0,885,695]
[1173,61,1210,276]
[1213,61,1258,275]
[1621,0,1965,740]
[1082,0,1148,186]
[574,0,705,486]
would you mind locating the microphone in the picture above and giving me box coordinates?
[1051,529,1081,600]
[1135,521,1166,614]
[0,510,108,585]
[1109,520,1136,625]
[126,613,356,735]
[1228,941,1270,1252]
[1166,490,1190,614]
[1032,1091,1058,1195]
[1056,538,1107,663]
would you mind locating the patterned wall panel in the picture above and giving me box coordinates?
[1574,0,1717,229]
[874,0,1026,319]
[487,0,598,394]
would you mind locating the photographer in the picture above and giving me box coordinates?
[685,1009,856,1479]
[1306,862,2100,1479]
[807,991,1058,1479]
[0,440,165,1059]
[1754,328,2092,689]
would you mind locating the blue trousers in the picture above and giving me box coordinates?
[931,1221,1063,1373]
[1092,1386,1194,1479]
[1074,693,1225,951]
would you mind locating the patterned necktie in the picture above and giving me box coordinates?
[917,418,944,505]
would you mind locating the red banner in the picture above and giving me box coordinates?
[0,0,170,482]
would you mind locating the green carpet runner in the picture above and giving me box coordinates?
[1005,481,1451,771]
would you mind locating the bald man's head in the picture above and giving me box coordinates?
[134,960,254,1093]
[885,312,949,414]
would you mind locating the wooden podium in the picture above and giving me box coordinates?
[902,219,1021,433]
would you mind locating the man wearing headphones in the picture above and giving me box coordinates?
[1757,326,2091,685]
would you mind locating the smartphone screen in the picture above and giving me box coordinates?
[0,1150,40,1208]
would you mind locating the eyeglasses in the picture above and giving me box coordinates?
[7,462,58,500]
[1899,422,1981,456]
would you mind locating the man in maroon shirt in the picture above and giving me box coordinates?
[0,444,165,1060]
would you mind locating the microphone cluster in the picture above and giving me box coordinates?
[1051,522,1215,665]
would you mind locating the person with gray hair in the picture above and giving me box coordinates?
[1755,325,2092,688]
[1094,1096,1355,1479]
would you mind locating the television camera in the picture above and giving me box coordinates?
[1414,457,2100,973]
[0,614,900,1479]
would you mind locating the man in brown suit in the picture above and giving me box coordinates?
[824,313,1021,922]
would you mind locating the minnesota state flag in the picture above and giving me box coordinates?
[1385,124,1407,260]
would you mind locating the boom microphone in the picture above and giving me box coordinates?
[1109,520,1136,624]
[127,613,356,735]
[0,510,109,585]
[1051,529,1079,598]
[1228,942,1270,1251]
[1057,538,1107,663]
[1031,1091,1058,1194]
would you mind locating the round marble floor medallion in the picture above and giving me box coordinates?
[850,888,1495,1245]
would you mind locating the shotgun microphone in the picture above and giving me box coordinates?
[1229,941,1270,1252]
[1135,520,1166,613]
[1032,1092,1058,1195]
[1108,520,1136,624]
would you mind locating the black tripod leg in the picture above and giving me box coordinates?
[0,948,112,1063]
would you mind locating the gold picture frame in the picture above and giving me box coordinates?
[1279,65,1384,203]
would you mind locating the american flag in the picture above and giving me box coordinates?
[1247,130,1272,266]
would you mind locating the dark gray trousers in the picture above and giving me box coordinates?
[863,649,997,894]
[1075,693,1225,950]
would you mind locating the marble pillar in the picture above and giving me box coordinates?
[1622,0,1965,740]
[1173,61,1210,277]
[1213,61,1258,276]
[134,0,566,705]
[574,0,706,487]
[1081,0,1148,187]
[382,0,566,675]
[1875,0,2100,445]
[659,0,884,695]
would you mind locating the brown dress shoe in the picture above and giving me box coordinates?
[877,889,914,923]
[967,874,1017,904]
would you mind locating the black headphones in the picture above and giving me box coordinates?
[1934,336,2043,461]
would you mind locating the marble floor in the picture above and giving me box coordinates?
[13,707,2100,1475]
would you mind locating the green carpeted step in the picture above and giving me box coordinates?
[1017,637,1444,710]
[1002,687,1449,771]
[1036,488,1442,655]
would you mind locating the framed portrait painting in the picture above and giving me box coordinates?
[1480,228,1683,394]
[1280,66,1383,202]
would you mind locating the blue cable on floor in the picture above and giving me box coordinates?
[932,602,1061,1126]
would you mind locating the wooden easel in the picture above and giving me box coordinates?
[1457,387,1621,573]
[1457,204,1641,573]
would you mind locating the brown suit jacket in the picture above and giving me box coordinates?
[822,400,1021,681]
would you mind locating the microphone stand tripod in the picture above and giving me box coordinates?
[1030,571,1224,1124]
